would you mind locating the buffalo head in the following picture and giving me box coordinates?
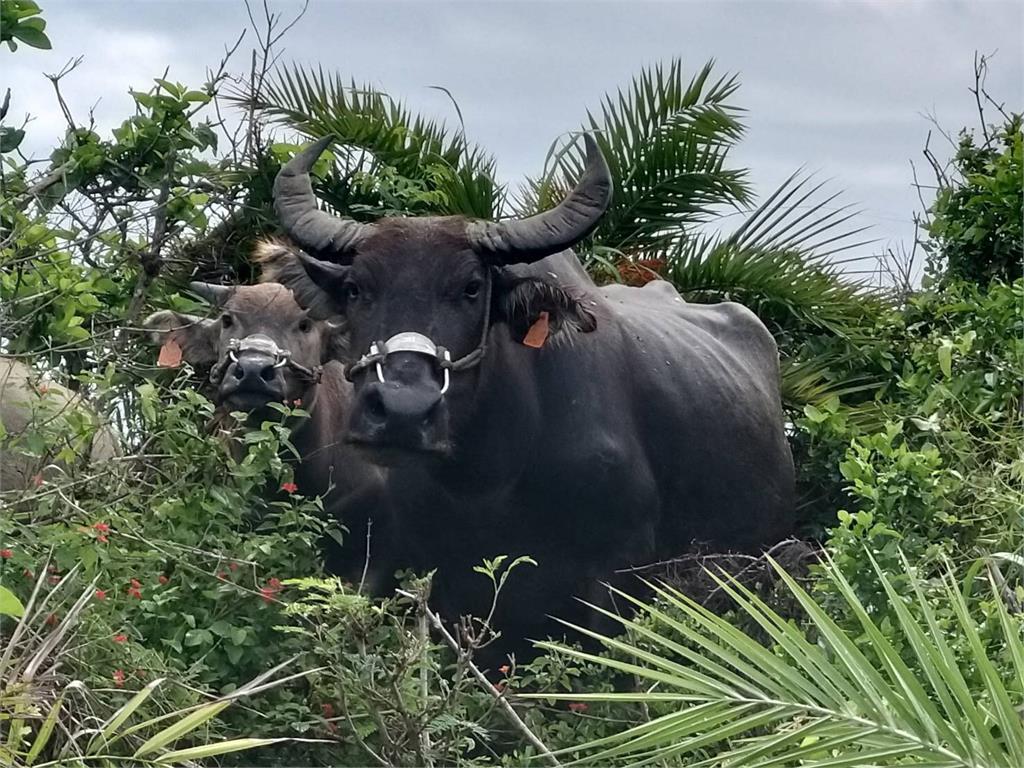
[144,263,345,417]
[261,135,612,461]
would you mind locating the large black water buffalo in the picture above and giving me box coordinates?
[260,135,795,663]
[143,266,391,589]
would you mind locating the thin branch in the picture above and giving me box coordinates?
[125,148,176,324]
[395,588,563,768]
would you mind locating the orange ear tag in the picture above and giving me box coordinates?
[157,338,183,368]
[522,311,550,349]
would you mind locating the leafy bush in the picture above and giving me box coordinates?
[924,113,1023,287]
[2,5,1022,765]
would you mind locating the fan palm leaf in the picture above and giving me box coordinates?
[527,550,1024,767]
[250,64,502,218]
[520,59,750,251]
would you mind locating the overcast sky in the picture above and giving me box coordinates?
[7,0,1023,276]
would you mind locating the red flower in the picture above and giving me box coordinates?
[568,702,589,713]
[113,669,125,688]
[158,574,169,585]
[127,587,142,599]
[228,562,238,572]
[321,702,335,718]
[37,383,49,394]
[45,612,58,626]
[130,578,141,588]
[0,549,12,559]
[94,589,107,600]
[23,569,33,579]
[280,481,298,494]
[259,577,283,603]
[97,534,108,544]
[31,473,44,488]
[113,633,128,644]
[93,522,110,533]
[292,398,302,407]
[498,664,510,675]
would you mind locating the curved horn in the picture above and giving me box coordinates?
[188,281,233,306]
[468,133,612,264]
[273,135,369,262]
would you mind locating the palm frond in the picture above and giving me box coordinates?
[527,551,1024,767]
[779,354,886,414]
[662,172,885,340]
[250,64,502,218]
[519,59,751,251]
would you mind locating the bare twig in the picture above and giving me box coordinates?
[125,148,176,324]
[395,588,563,768]
[971,51,992,146]
[357,517,372,596]
[44,57,85,131]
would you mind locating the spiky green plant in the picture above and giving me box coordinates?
[0,562,307,766]
[529,551,1024,767]
[251,64,502,219]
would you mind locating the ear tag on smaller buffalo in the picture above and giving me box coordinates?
[157,338,183,368]
[523,311,550,349]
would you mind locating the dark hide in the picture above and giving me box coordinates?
[259,227,796,669]
[144,273,393,592]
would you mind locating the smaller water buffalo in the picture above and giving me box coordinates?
[143,252,391,589]
[1,356,121,492]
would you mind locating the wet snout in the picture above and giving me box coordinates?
[221,351,285,408]
[348,352,449,458]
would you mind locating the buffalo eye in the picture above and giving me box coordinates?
[343,282,361,302]
[221,313,234,329]
[463,279,483,300]
[298,317,312,333]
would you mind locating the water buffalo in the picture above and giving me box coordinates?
[143,263,391,590]
[260,135,795,664]
[1,357,121,492]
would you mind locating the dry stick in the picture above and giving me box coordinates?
[395,589,562,768]
[125,148,175,324]
[357,518,372,596]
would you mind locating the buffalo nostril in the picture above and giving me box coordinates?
[259,365,276,383]
[365,388,387,423]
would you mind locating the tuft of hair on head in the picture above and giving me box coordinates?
[252,238,341,320]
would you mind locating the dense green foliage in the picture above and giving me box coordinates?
[924,114,1023,286]
[1,5,1021,765]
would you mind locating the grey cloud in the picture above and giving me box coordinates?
[6,0,1022,268]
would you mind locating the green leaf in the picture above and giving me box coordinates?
[11,25,51,49]
[937,341,953,377]
[0,127,26,153]
[0,586,25,618]
[154,737,288,764]
[132,700,232,758]
[24,691,63,765]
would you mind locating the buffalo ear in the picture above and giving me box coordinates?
[496,275,597,342]
[142,310,220,365]
[322,320,349,363]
